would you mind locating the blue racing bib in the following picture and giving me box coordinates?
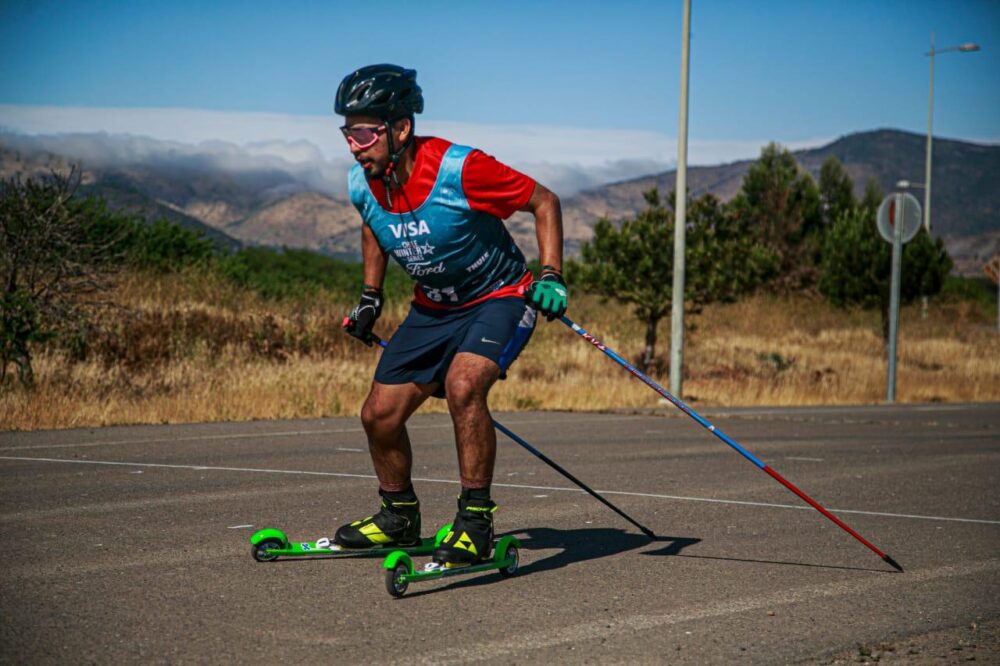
[349,144,527,307]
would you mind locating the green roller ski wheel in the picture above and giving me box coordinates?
[250,528,288,562]
[380,535,522,597]
[496,535,520,578]
[383,551,415,598]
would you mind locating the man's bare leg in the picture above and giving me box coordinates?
[360,380,437,491]
[431,352,502,565]
[334,380,437,548]
[443,352,501,488]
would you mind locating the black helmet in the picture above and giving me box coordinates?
[335,64,423,119]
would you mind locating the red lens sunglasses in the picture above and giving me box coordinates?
[340,124,387,150]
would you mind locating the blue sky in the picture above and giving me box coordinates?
[0,0,997,188]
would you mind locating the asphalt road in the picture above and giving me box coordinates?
[2,404,998,664]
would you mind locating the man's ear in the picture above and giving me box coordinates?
[394,117,412,143]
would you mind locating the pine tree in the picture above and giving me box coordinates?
[578,189,772,370]
[818,155,855,227]
[729,143,823,290]
[819,178,952,346]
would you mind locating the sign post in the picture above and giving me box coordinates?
[877,193,922,403]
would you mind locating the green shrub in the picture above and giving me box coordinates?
[940,275,997,313]
[129,219,221,271]
[217,246,412,302]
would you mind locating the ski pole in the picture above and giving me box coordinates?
[490,419,656,539]
[558,315,903,572]
[362,331,656,539]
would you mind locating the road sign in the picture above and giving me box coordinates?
[879,193,924,403]
[877,193,922,244]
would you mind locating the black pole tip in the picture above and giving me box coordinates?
[641,527,657,540]
[882,554,904,572]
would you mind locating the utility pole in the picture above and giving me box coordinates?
[922,35,979,235]
[669,0,691,396]
[924,32,935,235]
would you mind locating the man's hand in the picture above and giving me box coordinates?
[526,272,568,321]
[343,287,383,346]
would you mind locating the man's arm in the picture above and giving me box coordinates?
[521,182,563,273]
[361,222,388,289]
[343,223,388,346]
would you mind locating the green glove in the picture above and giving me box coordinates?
[526,272,568,321]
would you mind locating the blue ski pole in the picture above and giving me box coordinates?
[559,315,902,572]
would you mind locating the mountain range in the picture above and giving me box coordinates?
[1,128,997,275]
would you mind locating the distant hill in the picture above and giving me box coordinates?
[563,129,998,234]
[228,191,361,260]
[81,178,243,251]
[549,129,999,274]
[2,129,996,275]
[0,144,242,250]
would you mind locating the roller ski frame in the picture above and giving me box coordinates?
[250,524,451,562]
[382,534,522,597]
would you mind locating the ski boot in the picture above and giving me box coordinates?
[334,489,421,549]
[431,489,497,568]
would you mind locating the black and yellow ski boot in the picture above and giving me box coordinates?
[334,488,421,549]
[431,488,496,568]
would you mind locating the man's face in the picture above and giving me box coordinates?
[342,115,410,179]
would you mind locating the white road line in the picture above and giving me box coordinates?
[785,456,824,462]
[336,447,363,452]
[227,524,253,529]
[0,415,620,451]
[2,455,998,526]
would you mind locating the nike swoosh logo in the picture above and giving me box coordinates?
[481,337,500,344]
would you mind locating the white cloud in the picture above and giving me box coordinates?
[0,131,353,198]
[0,104,832,195]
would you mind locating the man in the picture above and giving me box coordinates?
[334,64,567,568]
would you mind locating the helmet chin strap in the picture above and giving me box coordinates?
[381,117,415,210]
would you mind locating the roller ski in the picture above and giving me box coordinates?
[250,523,450,562]
[381,489,522,597]
[251,490,446,562]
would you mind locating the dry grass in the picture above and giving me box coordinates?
[2,271,998,431]
[492,292,1000,411]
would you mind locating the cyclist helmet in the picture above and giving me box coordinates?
[335,64,423,119]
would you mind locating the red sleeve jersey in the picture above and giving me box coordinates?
[366,137,535,218]
[462,148,536,218]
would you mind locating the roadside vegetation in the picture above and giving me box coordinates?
[2,151,997,431]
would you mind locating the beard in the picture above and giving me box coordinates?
[360,160,382,180]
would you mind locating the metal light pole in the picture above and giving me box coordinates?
[923,34,980,234]
[669,0,691,396]
[886,194,904,402]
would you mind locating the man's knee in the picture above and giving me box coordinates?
[361,390,403,436]
[445,361,496,412]
[445,376,482,412]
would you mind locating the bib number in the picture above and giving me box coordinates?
[424,286,459,303]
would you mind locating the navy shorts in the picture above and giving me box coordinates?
[375,297,536,397]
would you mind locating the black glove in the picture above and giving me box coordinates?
[343,287,383,346]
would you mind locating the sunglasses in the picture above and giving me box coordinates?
[340,123,387,150]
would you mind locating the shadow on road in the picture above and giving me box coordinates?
[512,526,701,575]
[396,526,700,599]
[667,552,900,574]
